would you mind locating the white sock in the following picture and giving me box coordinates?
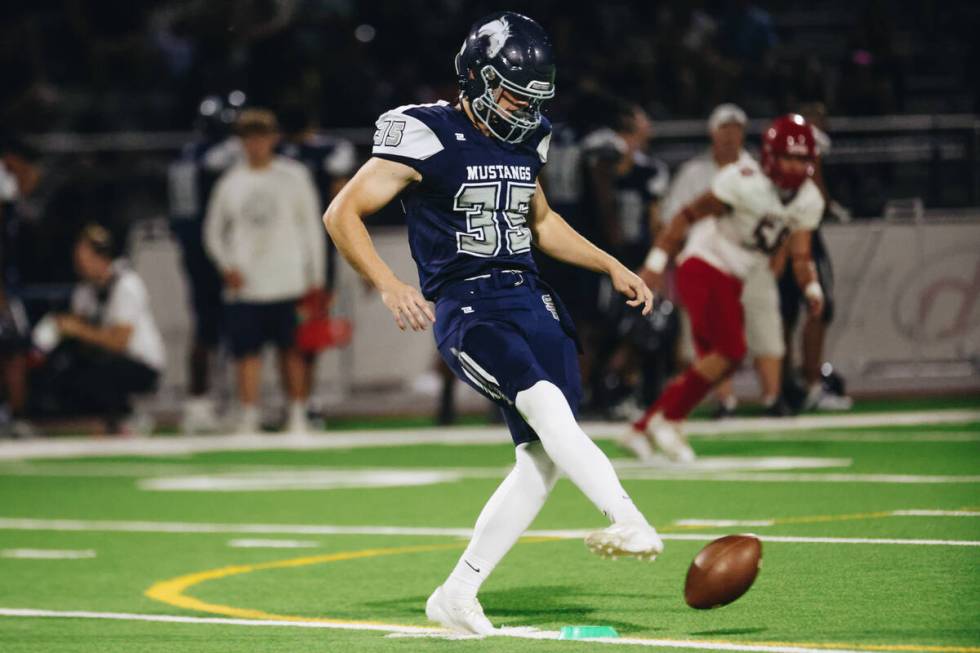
[762,394,777,408]
[722,395,738,411]
[515,380,646,525]
[289,400,307,422]
[239,404,259,432]
[443,442,557,599]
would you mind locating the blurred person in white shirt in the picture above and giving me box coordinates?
[35,225,164,435]
[661,104,786,419]
[204,109,325,434]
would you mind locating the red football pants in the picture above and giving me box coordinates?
[676,257,747,362]
[634,257,746,429]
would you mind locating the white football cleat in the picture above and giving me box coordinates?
[618,427,656,462]
[181,397,220,435]
[234,405,261,434]
[284,403,310,435]
[585,519,664,561]
[425,585,495,636]
[647,413,695,463]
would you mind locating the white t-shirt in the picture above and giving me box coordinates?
[204,157,326,303]
[679,157,825,279]
[71,262,166,371]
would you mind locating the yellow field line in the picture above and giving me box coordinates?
[144,538,980,653]
[145,541,466,627]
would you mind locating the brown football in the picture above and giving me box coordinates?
[684,535,762,609]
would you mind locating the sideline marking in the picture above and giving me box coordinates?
[1,548,96,559]
[0,409,976,460]
[0,517,977,546]
[5,608,979,653]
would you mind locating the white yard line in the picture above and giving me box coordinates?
[0,409,976,460]
[0,607,903,652]
[0,518,976,547]
[673,519,776,527]
[688,431,980,442]
[614,471,980,484]
[892,510,980,517]
[227,539,319,549]
[1,549,96,559]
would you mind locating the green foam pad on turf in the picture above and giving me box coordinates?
[559,625,619,639]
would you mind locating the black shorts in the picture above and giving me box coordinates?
[779,228,835,329]
[225,300,298,358]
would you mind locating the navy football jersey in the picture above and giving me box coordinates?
[615,151,669,248]
[168,137,242,221]
[371,101,552,301]
[279,133,356,209]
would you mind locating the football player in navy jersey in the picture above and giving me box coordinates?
[168,93,245,434]
[325,12,662,635]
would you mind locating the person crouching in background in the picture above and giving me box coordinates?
[32,224,164,435]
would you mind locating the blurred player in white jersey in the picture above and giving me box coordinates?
[627,114,826,462]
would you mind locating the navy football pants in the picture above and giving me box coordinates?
[434,271,582,445]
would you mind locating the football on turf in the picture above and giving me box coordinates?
[684,535,762,609]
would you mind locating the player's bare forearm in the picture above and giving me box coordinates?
[532,206,616,274]
[58,316,132,353]
[788,229,823,316]
[324,206,399,290]
[654,191,727,258]
[530,183,652,314]
[788,230,817,289]
[323,158,418,290]
[323,157,435,331]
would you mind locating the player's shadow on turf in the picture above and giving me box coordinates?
[367,586,650,632]
[689,628,767,636]
[480,586,648,632]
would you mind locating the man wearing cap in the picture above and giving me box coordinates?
[658,103,786,422]
[204,108,326,433]
[34,225,165,435]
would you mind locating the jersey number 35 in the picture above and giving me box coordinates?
[455,182,535,257]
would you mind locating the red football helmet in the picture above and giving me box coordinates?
[760,114,818,190]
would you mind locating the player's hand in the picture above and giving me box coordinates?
[379,278,435,331]
[610,264,654,316]
[637,267,664,295]
[223,269,244,290]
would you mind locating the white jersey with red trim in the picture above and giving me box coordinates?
[679,157,824,279]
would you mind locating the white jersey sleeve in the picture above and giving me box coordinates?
[371,108,444,161]
[789,179,826,231]
[710,162,749,208]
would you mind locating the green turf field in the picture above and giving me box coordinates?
[1,409,978,652]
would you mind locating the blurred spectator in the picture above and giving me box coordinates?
[31,224,164,434]
[204,108,324,434]
[168,93,244,434]
[778,103,852,412]
[278,103,355,424]
[661,104,787,416]
[0,159,32,437]
[578,98,672,415]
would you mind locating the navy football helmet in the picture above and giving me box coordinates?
[455,12,556,143]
